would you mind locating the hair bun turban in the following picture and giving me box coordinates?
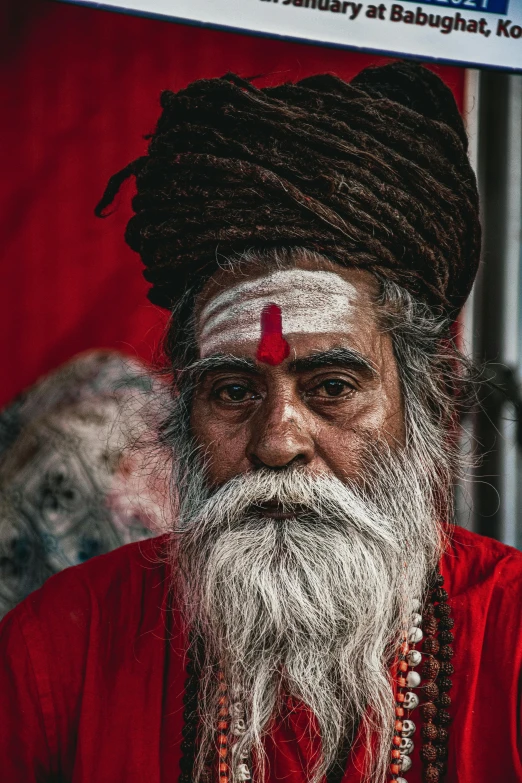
[96,60,481,318]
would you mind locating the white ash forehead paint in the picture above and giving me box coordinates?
[198,269,359,357]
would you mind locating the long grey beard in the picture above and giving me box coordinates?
[173,445,445,783]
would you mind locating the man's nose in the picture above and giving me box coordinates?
[246,396,315,469]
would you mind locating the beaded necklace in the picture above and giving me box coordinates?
[390,569,453,783]
[180,569,453,783]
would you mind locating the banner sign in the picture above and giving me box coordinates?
[65,0,522,70]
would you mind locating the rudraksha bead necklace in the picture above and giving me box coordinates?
[180,570,453,783]
[390,569,453,783]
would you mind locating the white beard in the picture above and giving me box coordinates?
[174,445,445,783]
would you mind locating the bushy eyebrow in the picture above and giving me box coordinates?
[289,348,378,378]
[186,348,377,380]
[186,354,258,380]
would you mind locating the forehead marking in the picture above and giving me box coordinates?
[198,269,359,357]
[256,304,290,366]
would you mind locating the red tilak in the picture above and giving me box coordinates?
[256,303,290,365]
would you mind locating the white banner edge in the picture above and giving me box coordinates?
[53,0,522,73]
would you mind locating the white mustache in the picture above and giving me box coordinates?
[182,467,404,550]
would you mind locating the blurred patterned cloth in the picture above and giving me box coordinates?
[0,351,171,618]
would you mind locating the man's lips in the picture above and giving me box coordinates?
[250,502,303,520]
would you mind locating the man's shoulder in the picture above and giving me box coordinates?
[14,533,173,632]
[444,524,522,598]
[0,535,177,769]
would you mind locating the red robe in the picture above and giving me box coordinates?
[1,525,521,783]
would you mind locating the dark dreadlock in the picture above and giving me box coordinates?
[95,60,481,319]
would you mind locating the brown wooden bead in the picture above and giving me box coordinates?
[439,662,454,676]
[424,602,436,617]
[434,588,449,602]
[423,638,440,655]
[439,630,454,644]
[436,694,452,709]
[439,644,454,661]
[439,677,453,693]
[435,603,451,618]
[434,727,449,745]
[423,682,439,701]
[434,760,447,775]
[438,616,454,630]
[435,708,451,726]
[421,743,438,763]
[424,763,440,783]
[422,723,438,741]
[423,617,438,636]
[422,657,440,680]
[421,702,438,721]
[436,744,449,760]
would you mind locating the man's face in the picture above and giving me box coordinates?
[190,256,405,489]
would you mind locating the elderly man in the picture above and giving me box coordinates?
[1,61,521,783]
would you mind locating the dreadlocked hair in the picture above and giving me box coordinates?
[95,60,481,319]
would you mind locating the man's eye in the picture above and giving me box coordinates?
[216,384,256,402]
[312,380,354,398]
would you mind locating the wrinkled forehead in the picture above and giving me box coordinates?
[197,268,365,357]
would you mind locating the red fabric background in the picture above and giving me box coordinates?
[0,0,465,409]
